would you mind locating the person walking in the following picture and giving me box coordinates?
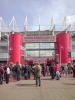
[28,65,31,79]
[72,64,75,78]
[24,63,29,80]
[32,65,36,80]
[55,62,60,80]
[64,64,68,76]
[1,65,5,83]
[15,62,20,81]
[51,63,56,80]
[0,66,3,85]
[42,65,45,77]
[6,64,10,84]
[35,63,41,86]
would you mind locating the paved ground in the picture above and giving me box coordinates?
[0,75,75,100]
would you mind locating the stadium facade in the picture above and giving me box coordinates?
[0,16,75,65]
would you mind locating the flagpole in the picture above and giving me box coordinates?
[60,46,61,67]
[19,47,21,64]
[7,35,9,64]
[38,15,40,60]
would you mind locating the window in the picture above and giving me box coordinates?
[40,50,55,56]
[25,43,55,49]
[25,51,39,56]
[25,43,39,49]
[72,45,75,49]
[25,50,55,57]
[71,52,75,57]
[40,43,55,49]
[0,53,8,58]
[0,46,7,50]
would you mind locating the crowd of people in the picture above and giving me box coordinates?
[0,61,75,86]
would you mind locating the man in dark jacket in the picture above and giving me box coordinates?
[15,62,20,81]
[50,63,56,80]
[73,64,75,78]
[0,66,3,84]
[24,63,29,80]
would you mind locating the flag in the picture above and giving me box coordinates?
[59,44,64,49]
[66,47,71,50]
[60,45,64,49]
[9,47,13,50]
[20,46,25,50]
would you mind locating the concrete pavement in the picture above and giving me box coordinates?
[0,75,75,100]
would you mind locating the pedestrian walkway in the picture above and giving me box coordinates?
[0,75,75,100]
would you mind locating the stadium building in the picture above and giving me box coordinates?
[0,16,75,66]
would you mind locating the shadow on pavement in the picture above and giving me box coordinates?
[16,84,35,87]
[63,83,75,85]
[41,78,51,80]
[69,78,75,80]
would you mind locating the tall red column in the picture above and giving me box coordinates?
[9,34,23,64]
[56,32,71,64]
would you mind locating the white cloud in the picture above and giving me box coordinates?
[0,0,75,31]
[67,15,75,24]
[66,15,75,31]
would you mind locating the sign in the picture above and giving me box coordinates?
[24,56,55,60]
[9,47,13,50]
[23,35,56,43]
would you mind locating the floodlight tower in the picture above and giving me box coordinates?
[0,17,1,40]
[38,15,40,36]
[24,15,28,36]
[50,17,55,35]
[0,17,10,40]
[61,16,71,33]
[9,16,19,34]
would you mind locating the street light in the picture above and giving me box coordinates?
[59,44,64,67]
[71,37,75,63]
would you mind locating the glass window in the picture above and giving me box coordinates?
[25,43,39,49]
[25,43,55,49]
[25,51,39,56]
[40,50,55,56]
[40,43,55,49]
[0,53,8,58]
[72,45,75,49]
[71,52,75,57]
[45,43,50,49]
[40,50,46,56]
[0,46,7,50]
[24,50,55,57]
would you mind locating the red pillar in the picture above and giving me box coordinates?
[56,32,71,64]
[9,34,23,64]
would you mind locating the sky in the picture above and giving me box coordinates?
[0,0,75,31]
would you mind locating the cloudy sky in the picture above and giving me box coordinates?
[0,0,75,31]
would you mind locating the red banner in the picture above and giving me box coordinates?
[23,35,56,43]
[25,56,55,60]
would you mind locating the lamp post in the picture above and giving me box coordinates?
[60,46,61,67]
[71,37,75,63]
[7,35,9,64]
[59,45,63,67]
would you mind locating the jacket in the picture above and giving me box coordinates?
[35,65,41,77]
[55,64,60,72]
